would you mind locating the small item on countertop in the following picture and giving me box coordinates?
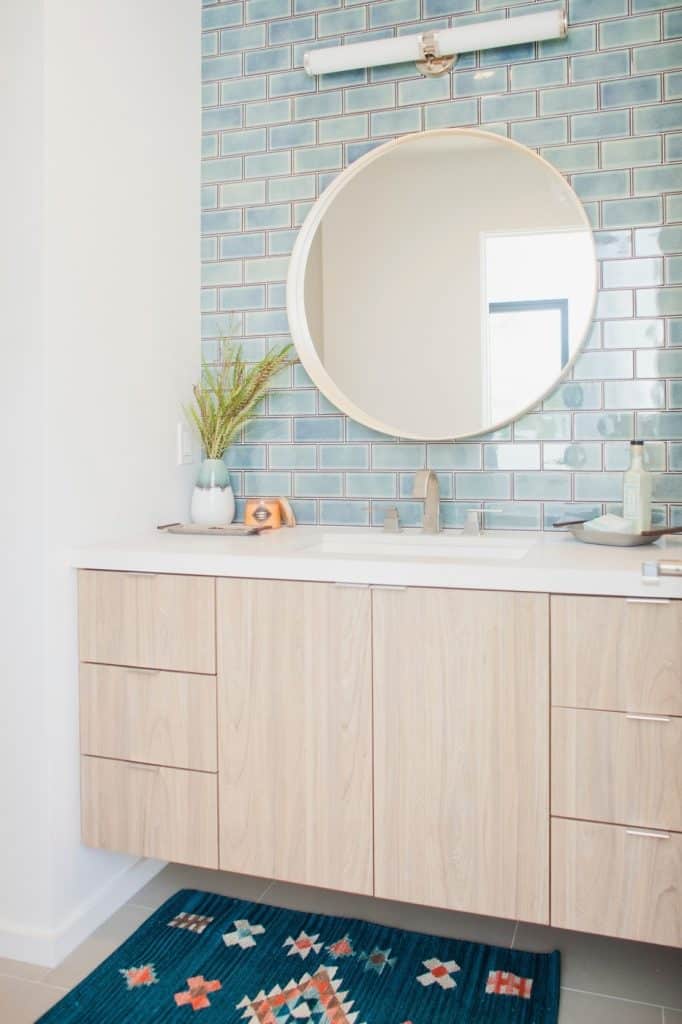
[623,439,652,533]
[278,496,297,527]
[583,513,635,534]
[245,497,282,530]
[157,522,267,536]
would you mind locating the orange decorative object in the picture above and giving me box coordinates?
[244,498,282,529]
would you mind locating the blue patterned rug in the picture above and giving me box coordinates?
[37,889,560,1022]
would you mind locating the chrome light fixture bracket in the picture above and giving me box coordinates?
[416,31,457,77]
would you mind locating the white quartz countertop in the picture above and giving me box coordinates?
[71,526,682,599]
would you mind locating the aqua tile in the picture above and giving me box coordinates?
[220,76,266,104]
[633,40,682,74]
[202,237,218,260]
[456,473,511,500]
[268,390,316,415]
[635,226,682,257]
[604,380,665,408]
[346,472,396,497]
[594,230,632,259]
[268,282,287,306]
[202,261,242,286]
[203,53,242,80]
[574,350,633,379]
[454,67,507,97]
[372,444,425,470]
[201,287,217,312]
[481,91,536,121]
[480,41,534,69]
[398,75,450,106]
[294,144,342,172]
[539,24,596,57]
[603,257,663,288]
[203,32,219,57]
[540,83,596,116]
[294,472,343,496]
[666,71,682,101]
[243,417,292,442]
[544,503,603,528]
[295,0,340,12]
[544,442,602,472]
[601,135,662,169]
[544,381,602,410]
[347,139,383,162]
[541,142,598,173]
[320,68,368,90]
[574,473,623,501]
[634,101,682,134]
[511,58,566,91]
[423,442,480,470]
[671,444,682,469]
[424,98,478,129]
[225,444,267,469]
[370,501,423,529]
[398,471,453,499]
[653,474,682,501]
[594,290,634,318]
[515,472,570,500]
[666,133,682,161]
[635,165,682,196]
[268,69,314,98]
[288,498,317,524]
[370,107,420,135]
[601,74,661,108]
[319,6,366,34]
[293,200,314,224]
[605,440,666,471]
[294,417,344,441]
[318,113,368,143]
[244,256,289,282]
[423,0,475,14]
[482,502,542,531]
[668,195,682,222]
[638,349,682,378]
[246,204,290,229]
[574,411,634,439]
[345,83,395,112]
[664,10,682,38]
[219,284,266,309]
[604,319,664,348]
[244,470,292,495]
[246,0,290,20]
[481,443,539,471]
[370,0,420,27]
[511,117,567,147]
[599,14,660,48]
[203,4,242,29]
[270,122,316,150]
[219,233,265,258]
[514,412,572,440]
[571,109,629,141]
[246,98,292,126]
[269,15,315,43]
[667,381,682,407]
[572,50,630,83]
[637,287,682,316]
[245,46,291,74]
[268,174,316,202]
[203,134,219,159]
[245,309,289,334]
[221,127,266,155]
[603,196,662,229]
[671,320,682,346]
[220,24,266,51]
[203,105,243,132]
[219,180,266,206]
[245,151,291,178]
[202,156,242,183]
[667,255,682,285]
[319,500,369,526]
[269,229,298,255]
[570,0,627,21]
[203,82,220,107]
[573,169,629,201]
[319,444,369,469]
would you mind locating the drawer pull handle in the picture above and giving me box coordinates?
[127,668,161,676]
[129,763,160,772]
[625,597,671,605]
[626,829,670,840]
[625,713,671,723]
[333,583,370,589]
[126,572,158,579]
[372,585,408,591]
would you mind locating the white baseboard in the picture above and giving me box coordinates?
[0,857,165,968]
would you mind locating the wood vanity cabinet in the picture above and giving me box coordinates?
[373,587,550,925]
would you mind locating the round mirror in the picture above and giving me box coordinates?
[287,128,597,441]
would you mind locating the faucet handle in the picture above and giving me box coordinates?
[463,509,485,536]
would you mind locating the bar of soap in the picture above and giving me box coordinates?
[583,513,635,534]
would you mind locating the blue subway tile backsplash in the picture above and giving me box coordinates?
[201,0,682,529]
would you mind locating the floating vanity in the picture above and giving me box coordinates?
[74,529,682,949]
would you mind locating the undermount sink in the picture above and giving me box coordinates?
[307,532,532,562]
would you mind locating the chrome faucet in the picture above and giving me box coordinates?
[412,470,440,534]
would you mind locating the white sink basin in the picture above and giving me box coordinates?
[308,532,531,562]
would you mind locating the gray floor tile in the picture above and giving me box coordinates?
[559,989,663,1023]
[265,881,517,948]
[43,904,152,991]
[0,957,50,983]
[128,864,273,910]
[0,975,67,1024]
[516,922,682,1011]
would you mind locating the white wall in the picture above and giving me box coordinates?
[0,0,201,965]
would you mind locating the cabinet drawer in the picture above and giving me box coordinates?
[78,570,215,674]
[81,756,218,868]
[80,665,217,772]
[551,595,681,715]
[551,817,682,947]
[552,707,682,831]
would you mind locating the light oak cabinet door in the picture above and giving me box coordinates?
[552,707,682,831]
[552,818,682,947]
[80,664,217,772]
[78,570,215,674]
[81,756,218,868]
[552,595,681,716]
[217,578,373,895]
[373,587,549,924]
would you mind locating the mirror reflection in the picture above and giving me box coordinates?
[293,129,596,440]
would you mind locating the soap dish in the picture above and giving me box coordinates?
[563,523,658,547]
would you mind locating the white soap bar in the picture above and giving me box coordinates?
[583,513,635,534]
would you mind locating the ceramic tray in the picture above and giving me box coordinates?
[566,524,659,547]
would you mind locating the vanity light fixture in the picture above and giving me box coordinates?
[304,7,567,78]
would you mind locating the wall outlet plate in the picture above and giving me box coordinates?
[177,421,195,466]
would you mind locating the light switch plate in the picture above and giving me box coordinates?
[177,421,195,466]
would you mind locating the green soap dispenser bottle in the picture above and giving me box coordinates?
[623,440,652,533]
